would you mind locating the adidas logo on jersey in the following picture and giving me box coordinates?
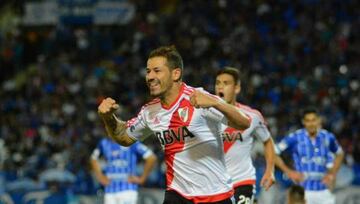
[153,116,160,124]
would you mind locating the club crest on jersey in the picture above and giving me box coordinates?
[178,107,189,123]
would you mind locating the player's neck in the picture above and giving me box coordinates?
[307,130,318,138]
[161,82,182,107]
[230,99,238,106]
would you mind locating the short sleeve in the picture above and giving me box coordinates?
[133,142,154,159]
[276,133,297,154]
[328,133,343,155]
[91,139,104,160]
[202,107,228,124]
[253,114,271,142]
[126,108,153,141]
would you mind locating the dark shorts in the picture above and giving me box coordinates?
[233,185,255,204]
[163,190,234,204]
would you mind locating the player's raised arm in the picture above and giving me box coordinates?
[98,97,136,146]
[190,90,250,130]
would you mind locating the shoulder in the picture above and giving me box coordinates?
[142,98,161,110]
[127,99,160,127]
[288,129,304,139]
[184,84,213,95]
[96,138,111,150]
[129,141,140,149]
[99,138,108,145]
[135,98,161,116]
[237,103,265,123]
[183,84,196,96]
[294,129,305,136]
[319,129,336,138]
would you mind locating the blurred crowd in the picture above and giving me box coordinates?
[0,0,359,197]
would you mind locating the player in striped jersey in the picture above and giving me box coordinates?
[275,107,344,204]
[98,45,251,204]
[215,67,275,204]
[90,138,157,204]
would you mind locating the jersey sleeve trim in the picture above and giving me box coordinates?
[162,83,186,110]
[91,148,100,160]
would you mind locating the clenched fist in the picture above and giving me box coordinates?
[189,90,220,108]
[98,97,120,118]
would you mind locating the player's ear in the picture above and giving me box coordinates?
[235,83,241,95]
[301,118,305,126]
[172,67,182,82]
[317,116,322,124]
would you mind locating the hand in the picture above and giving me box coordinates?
[189,90,219,108]
[98,174,110,186]
[128,175,145,185]
[286,170,304,183]
[261,171,275,191]
[322,173,335,190]
[98,97,120,118]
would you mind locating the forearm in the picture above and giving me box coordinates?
[275,155,292,174]
[141,155,157,181]
[264,138,275,173]
[90,159,105,179]
[102,114,135,146]
[214,101,250,130]
[102,114,126,138]
[328,153,344,175]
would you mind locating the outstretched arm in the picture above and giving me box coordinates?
[98,97,136,146]
[189,91,250,130]
[260,138,276,190]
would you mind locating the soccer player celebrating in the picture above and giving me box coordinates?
[90,138,156,204]
[275,107,344,204]
[98,45,250,204]
[215,67,276,204]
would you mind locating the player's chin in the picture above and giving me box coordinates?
[149,89,162,97]
[309,128,317,134]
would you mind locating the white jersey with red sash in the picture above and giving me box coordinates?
[222,103,271,188]
[126,83,237,203]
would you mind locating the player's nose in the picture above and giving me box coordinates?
[216,87,224,92]
[216,83,224,89]
[146,70,157,80]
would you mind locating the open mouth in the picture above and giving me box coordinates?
[219,92,224,98]
[149,83,159,88]
[147,80,160,89]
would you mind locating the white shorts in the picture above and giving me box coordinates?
[305,189,335,204]
[104,190,138,204]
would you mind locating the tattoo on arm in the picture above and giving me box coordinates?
[103,115,127,139]
[114,119,127,137]
[101,114,136,146]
